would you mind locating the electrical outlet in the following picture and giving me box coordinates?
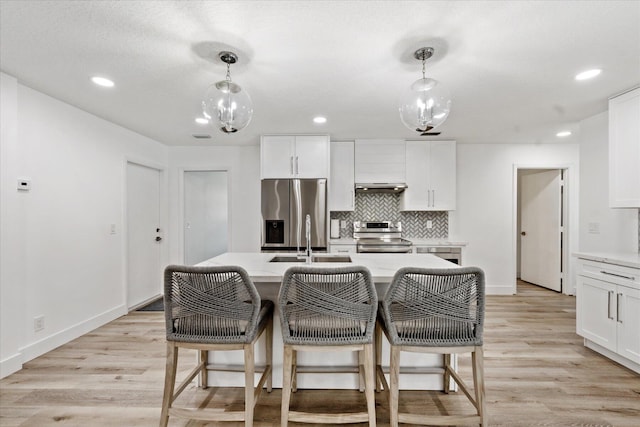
[588,222,600,234]
[340,220,347,229]
[34,316,44,332]
[109,224,116,234]
[426,220,433,229]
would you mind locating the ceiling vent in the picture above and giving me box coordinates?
[192,134,212,139]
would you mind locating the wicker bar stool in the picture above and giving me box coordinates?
[376,267,486,427]
[160,265,274,427]
[279,266,378,426]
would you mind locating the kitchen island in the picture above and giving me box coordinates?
[195,252,461,390]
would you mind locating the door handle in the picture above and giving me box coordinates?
[155,236,162,242]
[290,156,294,175]
[607,290,614,320]
[617,293,622,323]
[432,190,435,207]
[521,231,526,236]
[295,156,299,175]
[600,270,635,280]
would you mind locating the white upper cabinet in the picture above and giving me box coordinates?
[329,141,355,211]
[609,87,640,208]
[354,139,406,183]
[261,134,329,179]
[400,140,456,211]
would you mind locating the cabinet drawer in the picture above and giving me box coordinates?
[578,259,640,287]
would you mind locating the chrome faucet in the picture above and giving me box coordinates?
[305,214,312,263]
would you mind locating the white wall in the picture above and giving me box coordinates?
[579,111,638,253]
[167,145,261,264]
[450,143,580,295]
[0,73,26,377]
[0,72,168,377]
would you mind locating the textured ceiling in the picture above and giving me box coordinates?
[1,0,639,146]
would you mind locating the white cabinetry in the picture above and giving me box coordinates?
[329,242,357,254]
[609,87,640,208]
[576,257,640,373]
[261,134,329,179]
[329,141,354,211]
[400,140,456,211]
[354,139,406,183]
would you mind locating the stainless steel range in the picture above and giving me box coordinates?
[353,221,412,253]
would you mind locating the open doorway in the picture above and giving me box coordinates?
[183,170,229,265]
[516,168,567,293]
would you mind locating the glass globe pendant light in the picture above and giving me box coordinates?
[202,51,253,133]
[399,47,451,135]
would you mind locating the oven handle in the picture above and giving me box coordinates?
[357,246,413,253]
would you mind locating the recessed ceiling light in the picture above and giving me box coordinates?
[575,69,601,81]
[313,116,327,124]
[195,117,209,125]
[91,76,115,87]
[556,131,572,137]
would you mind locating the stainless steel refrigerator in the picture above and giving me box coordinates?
[261,179,327,251]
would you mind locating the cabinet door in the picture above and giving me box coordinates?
[401,141,430,210]
[617,285,640,364]
[576,276,617,352]
[329,244,357,254]
[429,141,456,210]
[354,139,406,183]
[400,140,456,211]
[295,135,329,178]
[261,135,295,178]
[609,87,640,207]
[329,141,355,211]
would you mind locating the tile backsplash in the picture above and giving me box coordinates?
[330,192,448,239]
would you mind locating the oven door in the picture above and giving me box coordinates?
[356,239,413,253]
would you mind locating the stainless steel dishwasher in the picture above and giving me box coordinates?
[416,246,462,265]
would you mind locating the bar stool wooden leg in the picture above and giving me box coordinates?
[281,345,294,427]
[443,353,451,394]
[266,315,273,392]
[375,322,383,392]
[160,343,177,427]
[363,344,377,426]
[473,347,487,426]
[200,350,208,389]
[244,344,255,427]
[389,346,401,427]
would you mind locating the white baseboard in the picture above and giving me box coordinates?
[487,285,515,295]
[19,304,127,365]
[584,339,640,374]
[0,352,23,379]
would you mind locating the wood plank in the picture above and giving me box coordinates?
[1,282,639,426]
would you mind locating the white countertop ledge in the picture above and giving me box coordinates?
[197,252,459,283]
[573,252,640,269]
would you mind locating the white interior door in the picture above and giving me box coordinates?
[520,169,562,291]
[126,162,162,308]
[184,171,228,265]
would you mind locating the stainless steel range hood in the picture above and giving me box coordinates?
[354,183,408,194]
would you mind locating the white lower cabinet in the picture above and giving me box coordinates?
[329,243,357,254]
[576,258,640,372]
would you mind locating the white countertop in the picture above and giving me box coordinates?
[573,251,640,269]
[198,252,458,283]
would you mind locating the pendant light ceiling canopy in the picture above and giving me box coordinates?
[399,47,452,136]
[202,51,253,134]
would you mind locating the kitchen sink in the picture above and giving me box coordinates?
[269,255,352,263]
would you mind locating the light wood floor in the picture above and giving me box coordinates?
[1,282,639,426]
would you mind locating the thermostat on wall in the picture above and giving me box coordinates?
[17,179,31,191]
